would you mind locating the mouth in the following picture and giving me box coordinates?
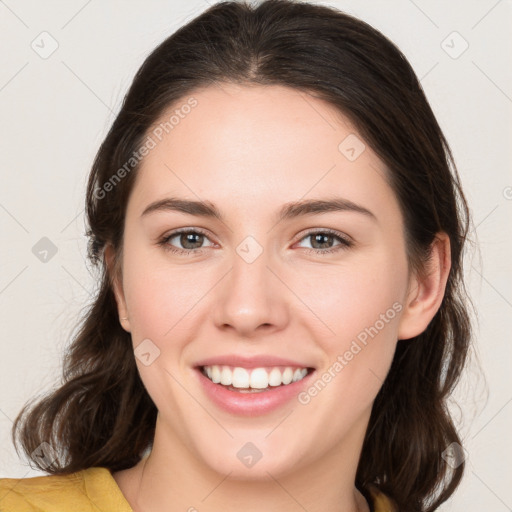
[193,364,316,416]
[197,364,316,393]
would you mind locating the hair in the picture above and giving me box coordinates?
[11,1,475,510]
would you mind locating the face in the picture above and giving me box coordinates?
[110,83,432,480]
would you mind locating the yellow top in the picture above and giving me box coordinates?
[0,467,397,511]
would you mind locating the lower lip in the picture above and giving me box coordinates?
[194,367,316,417]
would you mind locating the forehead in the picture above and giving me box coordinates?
[128,83,401,227]
[150,82,355,167]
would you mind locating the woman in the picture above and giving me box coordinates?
[0,1,473,511]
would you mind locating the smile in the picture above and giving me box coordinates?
[194,365,316,416]
[201,365,311,390]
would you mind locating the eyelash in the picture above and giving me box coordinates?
[157,227,353,257]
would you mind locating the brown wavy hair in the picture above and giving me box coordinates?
[11,1,475,510]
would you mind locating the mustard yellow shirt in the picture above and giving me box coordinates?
[0,467,397,511]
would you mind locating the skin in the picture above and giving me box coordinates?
[107,83,451,512]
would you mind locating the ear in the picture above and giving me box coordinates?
[104,244,131,333]
[397,232,451,340]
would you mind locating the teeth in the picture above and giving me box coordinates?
[282,367,293,385]
[250,368,269,389]
[292,368,304,382]
[220,366,233,386]
[233,367,250,388]
[202,365,309,389]
[268,367,283,386]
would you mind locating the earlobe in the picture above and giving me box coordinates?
[397,233,451,340]
[104,244,131,332]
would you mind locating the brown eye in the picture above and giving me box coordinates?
[159,229,214,255]
[296,230,353,255]
[173,232,205,250]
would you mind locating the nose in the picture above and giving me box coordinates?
[213,240,289,338]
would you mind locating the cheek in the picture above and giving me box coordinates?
[296,253,406,341]
[119,246,205,416]
[121,242,205,337]
[294,251,405,398]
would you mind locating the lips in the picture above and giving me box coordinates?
[194,364,316,416]
[194,354,315,370]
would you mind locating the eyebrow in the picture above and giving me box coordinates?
[141,196,377,223]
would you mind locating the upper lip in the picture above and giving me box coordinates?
[195,354,315,369]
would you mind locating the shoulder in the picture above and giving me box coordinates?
[367,483,399,512]
[0,467,132,512]
[0,469,88,512]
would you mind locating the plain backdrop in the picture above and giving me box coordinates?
[0,0,511,510]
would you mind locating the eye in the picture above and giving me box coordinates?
[295,229,353,255]
[158,228,215,256]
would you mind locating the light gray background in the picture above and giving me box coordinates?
[1,0,511,510]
